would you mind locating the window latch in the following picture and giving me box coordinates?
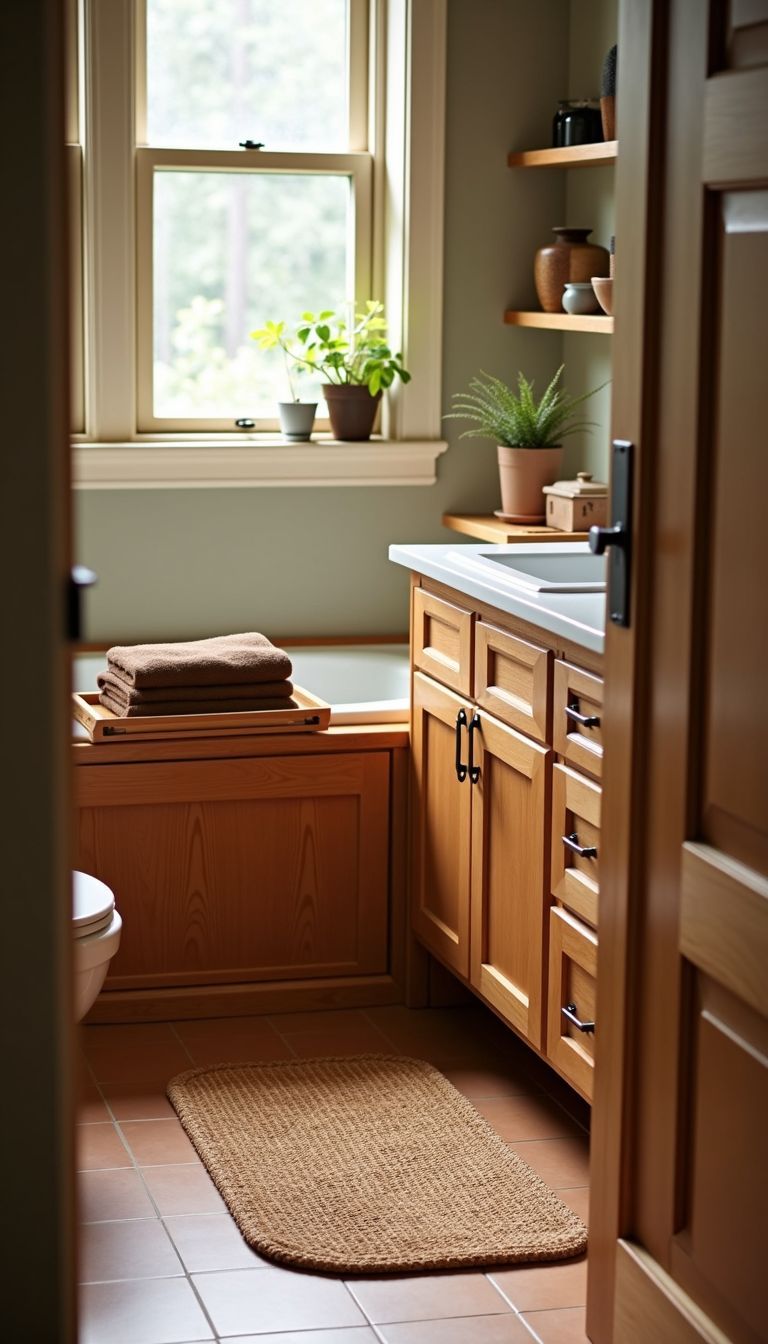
[238,140,264,150]
[234,418,255,429]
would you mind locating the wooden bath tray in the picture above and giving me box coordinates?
[73,687,331,742]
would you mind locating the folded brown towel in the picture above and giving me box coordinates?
[99,690,298,718]
[105,633,292,689]
[97,671,294,706]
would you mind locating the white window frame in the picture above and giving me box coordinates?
[74,0,448,488]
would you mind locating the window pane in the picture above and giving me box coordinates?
[146,0,349,151]
[153,171,351,419]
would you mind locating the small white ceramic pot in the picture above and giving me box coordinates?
[562,282,601,316]
[278,401,317,442]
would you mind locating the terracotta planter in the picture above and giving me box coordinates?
[324,384,381,441]
[497,445,564,523]
[534,228,610,314]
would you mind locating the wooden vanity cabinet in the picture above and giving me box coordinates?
[410,575,603,1091]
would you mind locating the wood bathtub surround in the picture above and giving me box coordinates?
[408,573,603,1101]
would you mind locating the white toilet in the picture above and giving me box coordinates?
[73,871,122,1022]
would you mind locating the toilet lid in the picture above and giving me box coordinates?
[73,871,115,939]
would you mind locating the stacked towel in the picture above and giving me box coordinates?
[98,633,296,718]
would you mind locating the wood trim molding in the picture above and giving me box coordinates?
[614,1241,732,1344]
[72,438,448,488]
[703,66,768,184]
[680,841,768,1018]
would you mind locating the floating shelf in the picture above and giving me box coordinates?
[504,310,613,333]
[443,514,588,545]
[507,141,617,169]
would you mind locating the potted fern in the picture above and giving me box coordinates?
[252,301,410,441]
[447,366,604,523]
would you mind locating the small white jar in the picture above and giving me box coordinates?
[562,281,601,315]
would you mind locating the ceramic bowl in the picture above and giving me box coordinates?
[591,276,613,316]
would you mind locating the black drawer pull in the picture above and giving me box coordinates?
[455,708,468,782]
[565,703,600,729]
[563,832,598,859]
[468,712,481,784]
[562,1002,595,1034]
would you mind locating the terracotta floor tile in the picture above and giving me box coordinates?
[346,1272,510,1324]
[78,1168,156,1223]
[269,1008,373,1034]
[81,1022,178,1052]
[78,1085,111,1124]
[121,1118,197,1166]
[101,1082,177,1121]
[508,1136,590,1190]
[77,1122,131,1171]
[439,1063,541,1100]
[140,1163,226,1216]
[283,1027,395,1059]
[183,1036,297,1067]
[191,1266,365,1335]
[223,1332,378,1344]
[79,1276,214,1343]
[86,1041,194,1085]
[378,1314,536,1343]
[473,1094,581,1143]
[559,1187,590,1224]
[79,1217,183,1283]
[521,1305,589,1343]
[172,1016,287,1044]
[489,1256,588,1311]
[163,1213,268,1272]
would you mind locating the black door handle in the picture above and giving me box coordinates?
[562,832,598,859]
[590,438,633,627]
[562,1002,595,1034]
[68,565,97,642]
[468,712,481,783]
[588,522,627,555]
[455,708,468,782]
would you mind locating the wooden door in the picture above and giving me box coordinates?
[589,2,768,1340]
[469,709,549,1048]
[410,671,472,977]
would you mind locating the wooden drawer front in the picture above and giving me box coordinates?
[551,763,601,928]
[473,619,551,743]
[413,587,473,697]
[553,660,604,779]
[547,906,598,1101]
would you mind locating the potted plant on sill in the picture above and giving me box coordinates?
[252,301,410,441]
[248,320,318,442]
[446,365,605,523]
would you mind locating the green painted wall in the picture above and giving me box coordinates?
[77,1,589,643]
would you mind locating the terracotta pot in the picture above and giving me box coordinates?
[534,228,610,314]
[497,445,564,523]
[324,384,381,441]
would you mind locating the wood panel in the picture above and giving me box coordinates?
[614,1242,732,1344]
[76,751,390,989]
[553,658,604,779]
[469,711,549,1047]
[412,586,473,696]
[507,141,618,168]
[681,843,768,1018]
[441,513,588,544]
[551,763,601,928]
[473,619,551,743]
[503,310,613,333]
[546,906,597,1101]
[410,672,471,978]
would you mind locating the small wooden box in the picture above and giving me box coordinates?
[544,471,608,532]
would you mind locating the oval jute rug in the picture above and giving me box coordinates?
[167,1054,587,1274]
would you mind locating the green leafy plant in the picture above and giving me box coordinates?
[251,301,411,399]
[446,366,605,447]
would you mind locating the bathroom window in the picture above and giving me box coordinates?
[73,0,447,483]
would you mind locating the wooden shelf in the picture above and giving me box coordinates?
[507,141,617,169]
[443,513,588,545]
[504,311,613,334]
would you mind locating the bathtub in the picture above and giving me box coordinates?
[73,643,410,730]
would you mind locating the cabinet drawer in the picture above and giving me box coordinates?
[413,587,473,696]
[553,660,604,779]
[474,619,551,743]
[551,763,601,928]
[547,906,598,1101]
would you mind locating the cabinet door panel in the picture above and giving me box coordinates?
[413,587,473,696]
[547,905,597,1101]
[410,672,472,977]
[553,659,604,780]
[551,762,601,928]
[470,711,550,1047]
[474,619,551,743]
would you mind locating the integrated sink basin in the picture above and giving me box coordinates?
[446,548,606,593]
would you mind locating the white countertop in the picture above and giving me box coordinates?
[389,542,605,654]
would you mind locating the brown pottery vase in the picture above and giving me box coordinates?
[324,384,381,441]
[497,445,564,523]
[534,228,610,314]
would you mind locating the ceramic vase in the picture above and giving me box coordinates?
[324,384,381,441]
[497,445,564,523]
[534,228,610,313]
[277,401,317,442]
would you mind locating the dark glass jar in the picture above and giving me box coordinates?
[552,100,570,148]
[557,99,603,147]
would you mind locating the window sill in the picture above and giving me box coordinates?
[72,437,448,489]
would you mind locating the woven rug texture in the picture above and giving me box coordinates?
[167,1053,587,1274]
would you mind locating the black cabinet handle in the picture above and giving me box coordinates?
[68,564,97,642]
[455,708,468,782]
[562,1002,595,1034]
[562,832,598,859]
[468,712,481,784]
[565,703,600,729]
